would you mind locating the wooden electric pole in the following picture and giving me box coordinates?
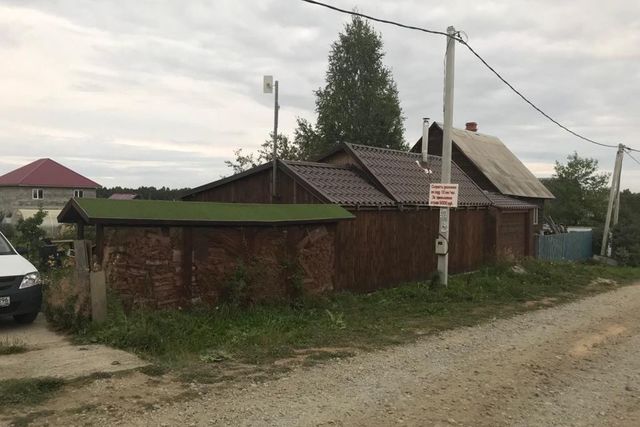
[600,144,625,256]
[437,26,456,286]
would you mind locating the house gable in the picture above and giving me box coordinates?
[411,123,554,200]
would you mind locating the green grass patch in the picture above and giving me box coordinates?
[10,410,55,427]
[0,338,28,355]
[70,260,640,369]
[0,378,65,406]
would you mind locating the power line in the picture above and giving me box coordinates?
[299,0,634,151]
[625,149,640,166]
[300,0,451,38]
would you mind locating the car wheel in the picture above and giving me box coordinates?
[13,312,39,324]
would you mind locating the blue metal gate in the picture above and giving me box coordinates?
[536,231,592,261]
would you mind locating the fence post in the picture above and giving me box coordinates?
[74,239,107,323]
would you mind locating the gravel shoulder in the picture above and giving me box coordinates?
[9,283,640,426]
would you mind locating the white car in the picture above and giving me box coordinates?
[0,231,42,324]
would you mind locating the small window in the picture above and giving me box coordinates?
[32,189,43,199]
[74,190,84,198]
[533,207,539,225]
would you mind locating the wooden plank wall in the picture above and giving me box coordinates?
[186,167,322,204]
[334,209,490,292]
[189,168,273,203]
[497,211,527,259]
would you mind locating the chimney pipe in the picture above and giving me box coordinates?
[422,117,430,163]
[465,122,478,132]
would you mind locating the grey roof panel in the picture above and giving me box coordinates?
[443,124,554,199]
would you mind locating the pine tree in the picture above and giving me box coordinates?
[226,15,406,174]
[314,15,406,150]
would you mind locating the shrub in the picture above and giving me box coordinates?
[612,223,640,266]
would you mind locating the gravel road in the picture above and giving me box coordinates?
[27,283,640,427]
[133,283,640,427]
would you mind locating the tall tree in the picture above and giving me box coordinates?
[544,152,610,226]
[315,15,405,150]
[226,15,406,174]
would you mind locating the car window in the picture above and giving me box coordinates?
[0,233,15,255]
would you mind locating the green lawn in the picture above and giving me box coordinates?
[70,260,640,372]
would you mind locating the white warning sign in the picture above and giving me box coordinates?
[428,183,459,208]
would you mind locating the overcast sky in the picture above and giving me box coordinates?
[1,0,639,191]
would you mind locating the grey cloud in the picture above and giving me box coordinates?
[0,0,639,190]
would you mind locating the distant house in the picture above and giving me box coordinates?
[108,193,140,200]
[183,143,537,292]
[0,158,100,235]
[411,122,554,220]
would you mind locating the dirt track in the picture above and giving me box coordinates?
[11,283,640,426]
[136,283,640,427]
[0,315,146,381]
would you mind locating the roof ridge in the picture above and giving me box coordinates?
[284,160,350,169]
[346,142,420,156]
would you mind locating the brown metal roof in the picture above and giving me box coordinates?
[342,144,492,207]
[284,161,395,207]
[484,192,538,210]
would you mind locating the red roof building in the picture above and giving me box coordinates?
[0,159,100,236]
[0,158,100,189]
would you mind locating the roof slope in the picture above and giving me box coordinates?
[284,161,395,207]
[485,192,538,210]
[58,198,354,226]
[340,144,492,207]
[0,158,100,188]
[428,123,554,199]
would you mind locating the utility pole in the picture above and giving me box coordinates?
[612,152,623,226]
[272,80,279,201]
[601,144,625,256]
[437,26,456,286]
[263,75,279,202]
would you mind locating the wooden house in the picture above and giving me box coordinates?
[183,143,536,292]
[411,122,554,221]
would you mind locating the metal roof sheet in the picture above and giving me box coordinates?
[484,192,538,210]
[284,161,395,206]
[344,144,492,207]
[439,124,554,199]
[0,158,100,188]
[58,198,354,226]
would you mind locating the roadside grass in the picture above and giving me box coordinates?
[0,378,65,406]
[0,337,28,355]
[72,260,640,372]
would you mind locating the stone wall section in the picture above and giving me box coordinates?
[101,224,336,309]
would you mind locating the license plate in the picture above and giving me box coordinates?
[0,296,9,308]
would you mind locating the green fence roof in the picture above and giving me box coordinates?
[58,198,354,226]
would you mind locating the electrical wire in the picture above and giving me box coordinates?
[299,0,637,151]
[300,0,452,38]
[625,149,640,166]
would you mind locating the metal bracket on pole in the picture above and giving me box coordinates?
[437,26,456,287]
